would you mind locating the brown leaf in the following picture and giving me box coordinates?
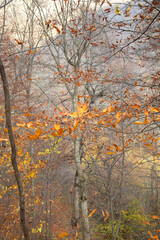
[15,39,23,45]
[52,25,61,34]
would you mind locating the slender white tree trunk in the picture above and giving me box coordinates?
[74,137,90,240]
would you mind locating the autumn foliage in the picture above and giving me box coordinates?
[0,0,160,239]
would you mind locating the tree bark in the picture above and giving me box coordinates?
[74,138,90,240]
[0,57,30,240]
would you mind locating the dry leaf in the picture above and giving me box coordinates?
[57,232,69,238]
[52,25,61,34]
[51,131,57,137]
[113,143,121,151]
[54,123,60,131]
[71,112,78,118]
[106,151,115,155]
[15,39,23,45]
[88,209,96,218]
[134,121,144,125]
[29,128,42,140]
[115,7,121,15]
[74,120,79,130]
[57,128,63,136]
[152,215,160,220]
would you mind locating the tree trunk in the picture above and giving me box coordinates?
[0,57,30,240]
[73,170,80,226]
[74,138,90,240]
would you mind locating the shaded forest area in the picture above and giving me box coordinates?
[0,0,160,239]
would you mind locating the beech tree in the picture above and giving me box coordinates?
[0,0,160,239]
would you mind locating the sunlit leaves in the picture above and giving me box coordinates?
[54,123,61,131]
[29,128,42,140]
[103,107,108,113]
[73,120,79,130]
[115,117,121,126]
[77,102,88,118]
[17,122,25,127]
[134,121,144,125]
[102,210,110,222]
[150,107,159,113]
[115,7,121,15]
[70,112,78,118]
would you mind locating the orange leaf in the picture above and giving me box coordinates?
[15,39,23,45]
[100,98,105,104]
[68,126,72,134]
[29,128,42,140]
[52,25,61,34]
[57,128,63,136]
[82,102,88,112]
[35,128,42,136]
[143,221,150,225]
[153,235,159,240]
[103,107,108,113]
[148,231,152,236]
[27,122,33,128]
[150,107,159,113]
[51,131,57,137]
[102,210,105,217]
[74,120,79,130]
[108,105,112,112]
[105,210,110,217]
[106,151,115,155]
[57,232,69,238]
[116,112,121,119]
[71,112,78,118]
[0,138,8,141]
[104,217,108,222]
[115,8,121,15]
[115,117,121,126]
[54,123,60,130]
[134,121,144,125]
[59,106,63,111]
[144,110,149,116]
[113,143,121,151]
[75,230,78,238]
[69,186,72,194]
[88,209,96,218]
[17,122,26,127]
[144,116,148,124]
[152,215,160,220]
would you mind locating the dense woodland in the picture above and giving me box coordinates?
[0,0,160,239]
